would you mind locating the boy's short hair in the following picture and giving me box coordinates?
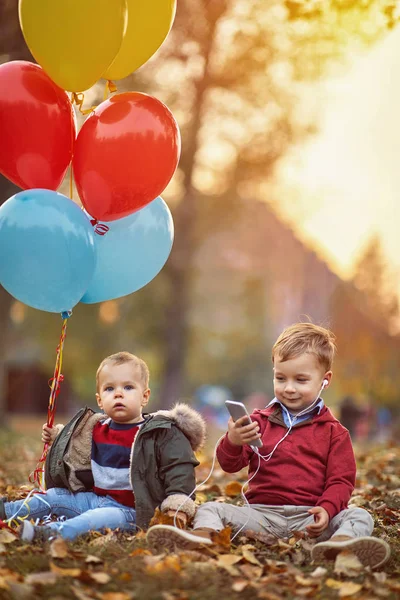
[272,323,336,371]
[96,352,150,391]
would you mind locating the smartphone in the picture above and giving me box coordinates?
[225,400,262,448]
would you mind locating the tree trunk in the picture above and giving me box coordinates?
[159,1,228,405]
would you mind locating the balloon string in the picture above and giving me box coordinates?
[29,312,72,490]
[71,92,96,115]
[104,80,117,100]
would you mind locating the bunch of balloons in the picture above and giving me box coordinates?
[0,0,179,314]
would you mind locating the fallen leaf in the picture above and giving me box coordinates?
[210,527,231,552]
[325,579,344,590]
[241,547,262,566]
[89,532,116,547]
[387,579,400,591]
[257,592,285,600]
[243,529,276,545]
[232,579,249,592]
[0,576,9,590]
[99,593,132,600]
[224,481,243,497]
[216,554,242,566]
[338,582,363,598]
[310,566,328,578]
[194,492,208,504]
[295,575,319,587]
[161,592,189,600]
[295,587,318,597]
[145,554,181,575]
[49,537,69,559]
[85,555,103,564]
[238,564,263,580]
[88,572,111,584]
[334,551,364,576]
[129,548,152,557]
[50,562,82,577]
[25,571,58,586]
[0,529,17,544]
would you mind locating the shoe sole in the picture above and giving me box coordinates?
[312,536,391,569]
[146,525,212,553]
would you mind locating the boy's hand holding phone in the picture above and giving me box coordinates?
[227,416,261,446]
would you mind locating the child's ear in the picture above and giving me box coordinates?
[96,393,103,410]
[141,388,151,407]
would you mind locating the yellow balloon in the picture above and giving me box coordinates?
[104,0,176,81]
[19,0,128,92]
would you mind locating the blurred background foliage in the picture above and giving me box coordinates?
[1,0,400,426]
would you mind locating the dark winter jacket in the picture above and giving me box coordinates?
[45,403,206,529]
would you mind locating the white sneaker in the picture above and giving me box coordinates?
[146,525,212,553]
[20,521,55,543]
[312,536,391,569]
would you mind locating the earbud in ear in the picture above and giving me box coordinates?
[322,379,328,388]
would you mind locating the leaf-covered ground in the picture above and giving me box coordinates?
[0,426,399,600]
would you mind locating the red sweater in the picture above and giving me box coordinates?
[217,405,356,520]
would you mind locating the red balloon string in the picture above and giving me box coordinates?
[29,316,70,489]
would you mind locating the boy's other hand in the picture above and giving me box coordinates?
[306,507,330,537]
[41,424,57,445]
[227,416,261,446]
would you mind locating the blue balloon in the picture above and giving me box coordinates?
[0,189,96,313]
[81,196,174,303]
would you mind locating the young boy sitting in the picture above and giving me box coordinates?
[0,352,205,541]
[147,323,391,569]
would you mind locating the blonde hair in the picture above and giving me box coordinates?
[96,352,150,391]
[272,323,336,371]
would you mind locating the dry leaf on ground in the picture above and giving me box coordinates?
[224,481,243,497]
[88,571,111,584]
[50,561,82,577]
[0,529,17,544]
[49,537,69,559]
[25,571,58,586]
[334,551,364,576]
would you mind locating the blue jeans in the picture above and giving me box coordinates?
[5,488,136,541]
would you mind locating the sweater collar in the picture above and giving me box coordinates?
[267,397,324,427]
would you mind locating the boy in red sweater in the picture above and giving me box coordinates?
[147,323,391,569]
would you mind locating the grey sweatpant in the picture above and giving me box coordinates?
[193,503,374,541]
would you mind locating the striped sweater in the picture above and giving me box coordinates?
[91,417,145,507]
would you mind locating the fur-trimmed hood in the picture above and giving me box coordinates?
[145,403,206,452]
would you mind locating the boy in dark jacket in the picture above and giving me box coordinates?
[147,323,391,569]
[0,352,205,541]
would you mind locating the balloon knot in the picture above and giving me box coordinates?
[94,223,110,236]
[107,80,118,94]
[61,310,72,319]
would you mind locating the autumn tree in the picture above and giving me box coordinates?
[352,235,400,334]
[131,0,400,403]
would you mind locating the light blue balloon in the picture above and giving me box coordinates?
[0,189,96,313]
[81,196,174,304]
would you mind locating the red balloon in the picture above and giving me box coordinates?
[0,61,76,190]
[72,92,181,222]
